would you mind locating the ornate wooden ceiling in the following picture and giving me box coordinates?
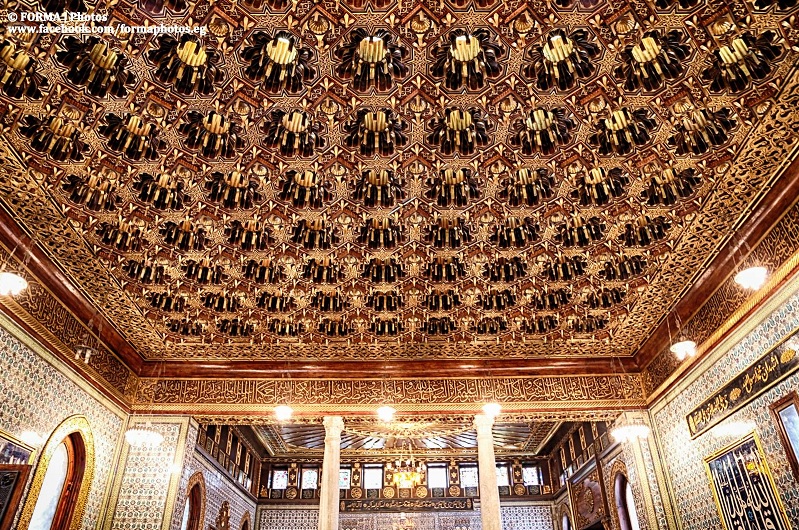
[252,419,558,456]
[0,0,798,369]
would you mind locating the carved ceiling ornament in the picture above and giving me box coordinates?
[0,0,795,365]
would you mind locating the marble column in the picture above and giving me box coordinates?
[318,416,344,530]
[474,413,502,530]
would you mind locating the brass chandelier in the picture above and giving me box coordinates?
[387,441,424,489]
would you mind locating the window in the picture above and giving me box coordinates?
[28,442,69,530]
[523,465,543,486]
[28,432,87,530]
[363,465,383,490]
[459,466,478,488]
[614,473,641,530]
[301,468,318,490]
[339,468,351,489]
[180,482,203,530]
[427,464,448,489]
[770,392,799,479]
[562,514,571,530]
[495,464,509,487]
[271,469,289,490]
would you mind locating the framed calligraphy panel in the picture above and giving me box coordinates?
[687,330,799,437]
[704,432,790,530]
[769,391,799,480]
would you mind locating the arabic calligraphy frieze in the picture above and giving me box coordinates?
[687,331,799,437]
[704,433,790,530]
[340,498,473,513]
[135,374,644,406]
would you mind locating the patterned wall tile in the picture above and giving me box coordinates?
[0,323,125,530]
[111,420,184,530]
[653,287,799,528]
[257,505,553,530]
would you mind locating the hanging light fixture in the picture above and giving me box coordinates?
[482,402,501,417]
[377,405,396,422]
[610,417,650,444]
[0,246,29,296]
[670,339,697,361]
[125,423,165,448]
[275,405,293,422]
[387,441,424,489]
[734,266,768,290]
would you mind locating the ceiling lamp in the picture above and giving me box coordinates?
[615,30,690,92]
[57,37,135,98]
[377,406,396,422]
[610,418,650,444]
[525,29,599,91]
[588,107,656,156]
[149,35,222,96]
[670,339,697,360]
[263,109,325,157]
[179,111,244,159]
[125,423,164,448]
[242,31,316,93]
[510,107,575,155]
[0,271,28,296]
[387,441,424,489]
[0,40,48,99]
[427,108,490,156]
[274,405,293,421]
[702,32,782,93]
[431,29,503,91]
[734,266,768,290]
[335,29,408,91]
[483,402,502,417]
[669,107,736,156]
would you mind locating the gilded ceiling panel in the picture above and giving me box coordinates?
[0,0,797,361]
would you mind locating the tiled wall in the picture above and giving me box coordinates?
[652,285,799,528]
[171,428,257,530]
[109,417,190,530]
[0,319,126,530]
[257,505,553,530]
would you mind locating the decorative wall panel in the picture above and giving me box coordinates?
[0,319,125,530]
[652,287,799,528]
[110,418,188,530]
[257,505,553,530]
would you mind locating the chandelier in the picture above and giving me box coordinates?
[387,442,424,489]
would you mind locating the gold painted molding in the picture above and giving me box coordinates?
[17,415,95,530]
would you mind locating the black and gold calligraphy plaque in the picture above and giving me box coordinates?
[704,432,790,530]
[687,330,799,437]
[340,498,473,513]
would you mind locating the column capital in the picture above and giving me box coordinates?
[473,413,495,434]
[323,415,345,437]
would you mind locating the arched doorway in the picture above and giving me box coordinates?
[181,472,206,530]
[614,473,641,530]
[18,416,95,530]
